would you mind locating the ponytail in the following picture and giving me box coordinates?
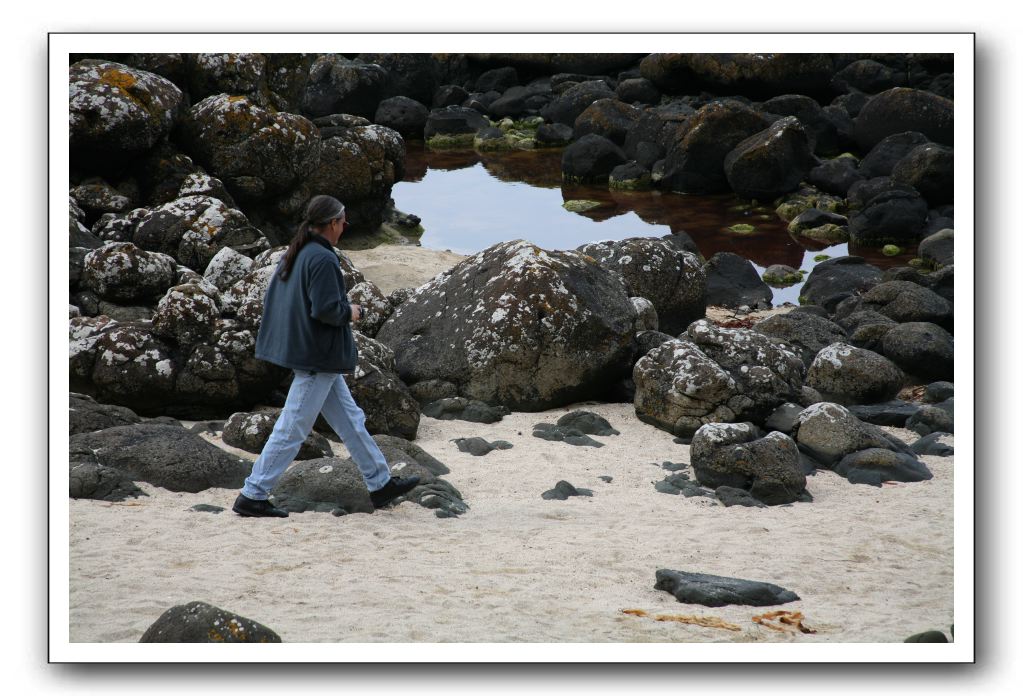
[278,194,346,281]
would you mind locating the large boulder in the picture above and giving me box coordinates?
[858,131,931,178]
[640,53,836,99]
[723,116,815,200]
[69,60,183,165]
[132,195,269,272]
[633,320,805,437]
[761,93,840,155]
[69,392,142,435]
[203,246,254,291]
[661,100,768,193]
[561,134,627,183]
[80,242,177,303]
[302,56,389,119]
[703,252,772,310]
[539,80,616,126]
[185,53,267,104]
[754,312,848,368]
[919,229,954,269]
[800,256,883,312]
[690,423,807,505]
[847,188,929,246]
[576,237,706,335]
[374,96,429,139]
[623,101,695,166]
[140,601,281,643]
[857,280,954,330]
[375,240,637,410]
[69,423,251,493]
[854,88,954,151]
[178,94,320,201]
[572,98,643,146]
[891,143,954,206]
[832,448,933,487]
[337,332,421,440]
[792,401,915,468]
[806,343,905,405]
[151,283,220,347]
[423,105,490,145]
[880,322,954,382]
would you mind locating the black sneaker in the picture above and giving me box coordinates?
[232,493,289,518]
[369,476,421,509]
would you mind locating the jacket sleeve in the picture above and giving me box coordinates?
[306,255,352,326]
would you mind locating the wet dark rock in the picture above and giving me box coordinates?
[654,569,800,607]
[374,96,429,139]
[859,131,932,179]
[634,321,805,437]
[641,53,835,99]
[661,100,767,194]
[376,240,637,411]
[891,143,954,206]
[808,157,864,196]
[859,281,953,330]
[557,410,620,436]
[536,122,574,146]
[833,448,933,486]
[704,252,772,310]
[854,88,954,150]
[540,79,616,126]
[433,84,468,108]
[541,480,593,500]
[715,486,768,508]
[848,189,929,246]
[793,402,914,467]
[573,98,643,146]
[69,423,251,493]
[762,264,802,286]
[909,432,954,457]
[616,77,661,104]
[452,437,513,456]
[222,410,333,460]
[475,66,519,93]
[561,133,627,183]
[723,116,815,200]
[800,256,883,312]
[532,423,604,448]
[832,91,871,118]
[488,81,552,119]
[754,312,848,368]
[847,400,920,427]
[421,397,509,424]
[832,59,899,94]
[918,229,954,269]
[608,161,652,190]
[577,237,706,334]
[461,91,500,113]
[807,342,905,405]
[69,392,142,435]
[761,93,839,155]
[140,601,281,643]
[302,56,389,119]
[690,423,807,505]
[924,381,954,403]
[907,402,954,436]
[880,322,954,382]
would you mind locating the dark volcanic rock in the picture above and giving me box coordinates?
[858,281,953,330]
[641,53,835,99]
[557,410,620,436]
[302,56,389,119]
[924,381,955,403]
[910,432,954,457]
[690,423,807,505]
[800,257,883,312]
[561,133,627,183]
[833,448,933,486]
[754,312,848,368]
[806,342,905,405]
[761,93,839,155]
[858,131,932,178]
[918,229,954,269]
[880,322,954,382]
[808,157,864,196]
[222,410,333,460]
[654,569,800,607]
[704,252,772,310]
[723,116,815,200]
[541,480,594,500]
[715,485,768,508]
[793,402,915,467]
[532,423,604,448]
[907,402,954,436]
[69,393,142,435]
[374,96,429,139]
[70,457,147,502]
[905,630,949,643]
[540,79,616,126]
[69,423,251,493]
[891,143,954,206]
[848,188,929,246]
[376,240,637,411]
[139,601,281,643]
[452,437,513,456]
[854,88,954,150]
[655,472,715,498]
[421,397,509,424]
[616,77,661,104]
[573,98,643,146]
[847,400,920,427]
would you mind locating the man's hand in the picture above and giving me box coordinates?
[351,303,362,322]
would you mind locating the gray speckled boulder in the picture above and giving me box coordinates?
[151,284,220,348]
[879,321,954,383]
[337,332,421,440]
[793,402,915,468]
[690,423,807,505]
[69,423,251,493]
[203,246,253,291]
[907,401,954,436]
[754,311,848,368]
[807,342,905,405]
[348,280,393,338]
[654,569,799,607]
[81,242,177,303]
[222,410,332,460]
[633,320,805,437]
[376,240,637,411]
[140,601,281,643]
[577,237,706,335]
[70,60,183,162]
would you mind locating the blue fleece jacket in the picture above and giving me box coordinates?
[254,234,358,373]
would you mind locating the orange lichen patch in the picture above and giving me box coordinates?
[897,384,928,402]
[99,68,138,91]
[207,629,225,641]
[620,608,742,632]
[227,96,247,103]
[752,610,817,634]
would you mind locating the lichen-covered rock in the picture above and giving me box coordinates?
[69,315,118,381]
[690,423,807,505]
[334,332,421,440]
[69,392,142,435]
[572,98,642,146]
[854,88,954,151]
[302,56,390,119]
[133,195,269,272]
[376,240,637,410]
[71,181,133,219]
[703,252,772,310]
[347,280,392,338]
[631,297,658,331]
[577,237,705,335]
[69,423,250,493]
[222,410,332,460]
[793,401,914,467]
[907,401,954,436]
[561,133,627,183]
[69,60,183,162]
[88,324,177,409]
[185,53,267,104]
[80,242,177,303]
[661,100,767,194]
[641,53,835,99]
[203,246,254,291]
[140,601,281,643]
[800,256,883,312]
[807,342,905,405]
[754,312,848,368]
[880,321,954,382]
[723,116,815,200]
[179,94,320,200]
[633,320,805,436]
[151,283,221,347]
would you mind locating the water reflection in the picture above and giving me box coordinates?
[394,145,916,304]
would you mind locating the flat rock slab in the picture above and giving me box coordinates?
[715,486,768,508]
[556,410,620,436]
[532,423,604,447]
[655,569,800,607]
[422,397,509,424]
[452,437,514,456]
[654,473,715,498]
[541,480,594,500]
[188,504,225,514]
[848,400,920,427]
[909,432,954,457]
[139,601,281,643]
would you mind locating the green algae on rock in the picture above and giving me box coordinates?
[726,223,756,234]
[562,199,604,213]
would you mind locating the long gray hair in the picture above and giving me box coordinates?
[278,195,345,281]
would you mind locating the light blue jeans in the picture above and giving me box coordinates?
[241,370,392,500]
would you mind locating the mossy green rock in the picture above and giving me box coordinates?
[882,244,902,256]
[813,254,830,262]
[762,265,803,285]
[563,199,604,213]
[426,132,476,149]
[727,223,756,234]
[796,223,849,244]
